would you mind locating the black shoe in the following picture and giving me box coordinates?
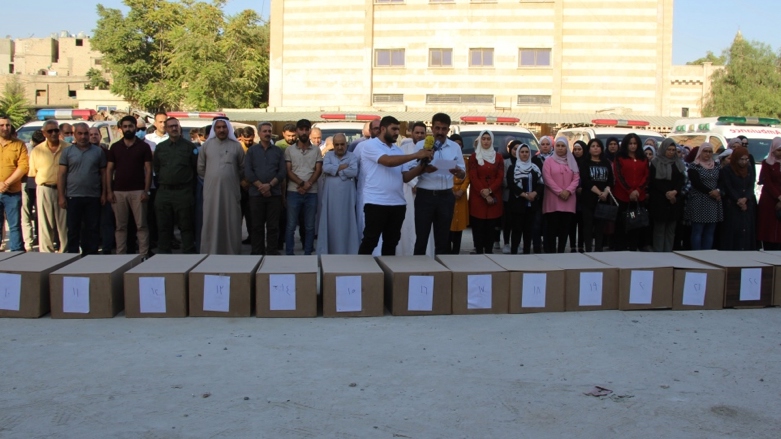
[171,240,181,250]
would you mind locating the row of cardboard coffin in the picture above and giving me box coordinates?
[0,250,779,319]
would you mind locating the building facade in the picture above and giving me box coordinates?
[0,34,110,108]
[269,0,714,117]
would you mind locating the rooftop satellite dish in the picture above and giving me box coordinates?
[59,30,69,38]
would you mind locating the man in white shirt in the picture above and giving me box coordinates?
[145,112,169,146]
[408,113,466,255]
[358,116,432,255]
[143,112,168,251]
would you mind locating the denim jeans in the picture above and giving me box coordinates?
[0,191,24,251]
[285,191,317,255]
[690,222,717,251]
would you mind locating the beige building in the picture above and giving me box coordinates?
[270,0,711,118]
[0,34,110,108]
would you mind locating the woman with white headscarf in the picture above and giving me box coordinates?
[506,143,543,254]
[541,137,580,253]
[197,117,246,254]
[685,142,723,250]
[468,130,504,254]
[757,137,781,249]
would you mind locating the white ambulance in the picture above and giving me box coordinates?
[667,117,781,165]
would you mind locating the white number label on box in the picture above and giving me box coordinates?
[139,277,166,314]
[407,275,434,312]
[579,272,603,306]
[0,273,22,311]
[740,268,762,301]
[62,276,90,314]
[629,270,654,304]
[521,273,547,308]
[269,274,296,311]
[682,272,707,306]
[203,275,231,312]
[336,276,362,312]
[467,274,492,310]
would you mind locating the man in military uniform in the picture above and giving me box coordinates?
[153,117,197,254]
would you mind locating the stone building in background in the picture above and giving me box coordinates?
[269,0,718,118]
[0,32,120,109]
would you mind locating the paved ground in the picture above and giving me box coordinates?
[0,308,779,438]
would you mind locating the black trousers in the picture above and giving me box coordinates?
[359,203,406,256]
[66,197,101,255]
[470,216,497,254]
[249,195,282,255]
[509,209,536,254]
[581,205,606,252]
[614,201,641,251]
[414,189,455,255]
[544,211,574,253]
[449,230,463,254]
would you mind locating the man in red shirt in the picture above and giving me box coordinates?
[106,115,153,257]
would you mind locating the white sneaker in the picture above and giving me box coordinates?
[493,241,501,250]
[502,244,510,254]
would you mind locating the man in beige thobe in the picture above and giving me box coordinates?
[29,120,69,252]
[197,118,245,254]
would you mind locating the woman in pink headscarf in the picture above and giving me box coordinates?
[757,137,781,249]
[541,137,580,253]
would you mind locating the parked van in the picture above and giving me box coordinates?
[668,116,781,163]
[556,119,664,150]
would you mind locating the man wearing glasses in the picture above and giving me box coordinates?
[28,120,70,252]
[0,114,30,252]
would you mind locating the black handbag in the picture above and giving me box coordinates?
[625,202,650,231]
[594,192,619,221]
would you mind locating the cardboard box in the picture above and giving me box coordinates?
[676,250,772,308]
[189,255,262,317]
[658,253,725,310]
[435,255,509,315]
[321,255,384,317]
[586,252,674,310]
[0,253,81,318]
[50,254,143,319]
[256,256,318,318]
[376,256,452,316]
[740,251,781,307]
[0,251,22,263]
[487,255,566,314]
[123,254,208,318]
[536,253,619,311]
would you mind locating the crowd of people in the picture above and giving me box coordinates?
[2,111,781,257]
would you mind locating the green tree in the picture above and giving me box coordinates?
[702,34,781,118]
[0,77,33,129]
[85,68,110,90]
[92,0,269,111]
[686,51,726,66]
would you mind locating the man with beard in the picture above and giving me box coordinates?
[283,119,323,255]
[58,122,106,255]
[0,114,29,252]
[357,116,432,255]
[408,114,466,256]
[106,115,153,257]
[198,117,245,254]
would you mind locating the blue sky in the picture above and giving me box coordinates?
[3,0,779,65]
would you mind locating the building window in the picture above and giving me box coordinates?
[75,39,84,47]
[36,90,46,97]
[94,59,102,66]
[8,64,13,74]
[68,90,77,98]
[429,49,453,67]
[682,107,689,117]
[469,48,493,67]
[426,94,494,105]
[517,95,552,106]
[373,94,404,103]
[519,48,551,67]
[375,49,405,67]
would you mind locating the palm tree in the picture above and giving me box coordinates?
[0,77,32,129]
